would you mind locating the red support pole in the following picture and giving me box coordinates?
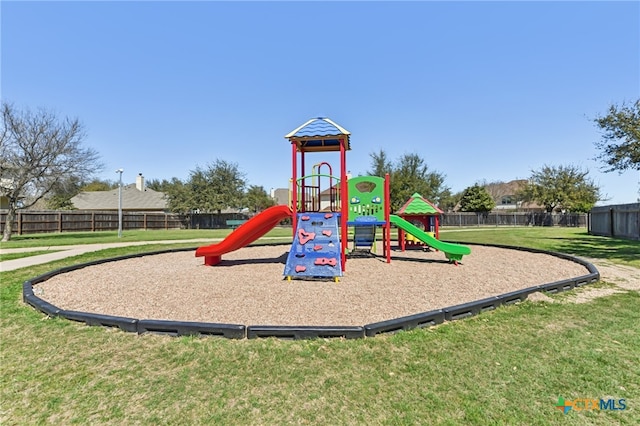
[300,150,306,212]
[340,138,348,271]
[291,142,298,237]
[385,173,391,263]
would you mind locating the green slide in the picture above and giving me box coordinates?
[389,214,471,263]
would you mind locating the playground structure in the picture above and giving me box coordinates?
[22,122,604,342]
[387,194,471,262]
[396,193,443,250]
[195,117,470,277]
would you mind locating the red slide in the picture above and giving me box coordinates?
[195,204,292,266]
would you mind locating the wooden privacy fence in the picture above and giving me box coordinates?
[1,210,589,236]
[589,203,640,240]
[0,211,185,235]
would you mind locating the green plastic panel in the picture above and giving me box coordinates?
[347,175,386,222]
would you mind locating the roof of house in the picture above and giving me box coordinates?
[484,179,543,210]
[71,184,168,210]
[484,179,527,200]
[396,193,443,215]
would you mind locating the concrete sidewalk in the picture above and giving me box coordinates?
[0,239,215,272]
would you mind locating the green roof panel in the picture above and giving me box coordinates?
[396,193,443,215]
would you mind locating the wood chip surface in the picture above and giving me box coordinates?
[36,244,592,326]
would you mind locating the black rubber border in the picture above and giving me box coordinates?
[137,319,245,338]
[22,242,600,340]
[247,325,364,340]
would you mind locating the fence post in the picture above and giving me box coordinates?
[58,212,62,232]
[18,211,22,235]
[609,208,615,237]
[144,213,147,230]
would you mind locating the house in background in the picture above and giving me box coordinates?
[484,179,543,212]
[272,185,339,212]
[71,173,168,211]
[318,185,340,211]
[270,188,289,206]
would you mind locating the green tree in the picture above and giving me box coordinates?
[146,177,182,199]
[458,184,496,213]
[81,179,117,192]
[519,164,601,213]
[368,151,449,212]
[593,99,640,172]
[146,178,172,193]
[368,149,394,177]
[188,160,246,213]
[147,177,191,214]
[0,102,102,241]
[438,189,462,212]
[392,154,448,212]
[244,185,275,213]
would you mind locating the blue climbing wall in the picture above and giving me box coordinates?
[283,212,343,279]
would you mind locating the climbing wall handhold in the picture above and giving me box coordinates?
[314,257,337,266]
[298,229,316,245]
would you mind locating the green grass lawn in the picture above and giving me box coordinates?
[440,227,640,268]
[1,227,638,425]
[0,250,63,262]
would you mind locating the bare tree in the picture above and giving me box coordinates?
[478,179,506,202]
[0,102,102,241]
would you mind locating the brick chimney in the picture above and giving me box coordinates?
[136,173,145,191]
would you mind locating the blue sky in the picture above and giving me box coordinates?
[2,1,639,205]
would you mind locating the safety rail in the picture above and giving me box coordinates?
[293,173,340,212]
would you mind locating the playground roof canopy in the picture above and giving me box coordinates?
[396,193,443,215]
[285,117,351,152]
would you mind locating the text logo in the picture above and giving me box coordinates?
[555,397,627,414]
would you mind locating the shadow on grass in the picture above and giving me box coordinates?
[549,235,640,263]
